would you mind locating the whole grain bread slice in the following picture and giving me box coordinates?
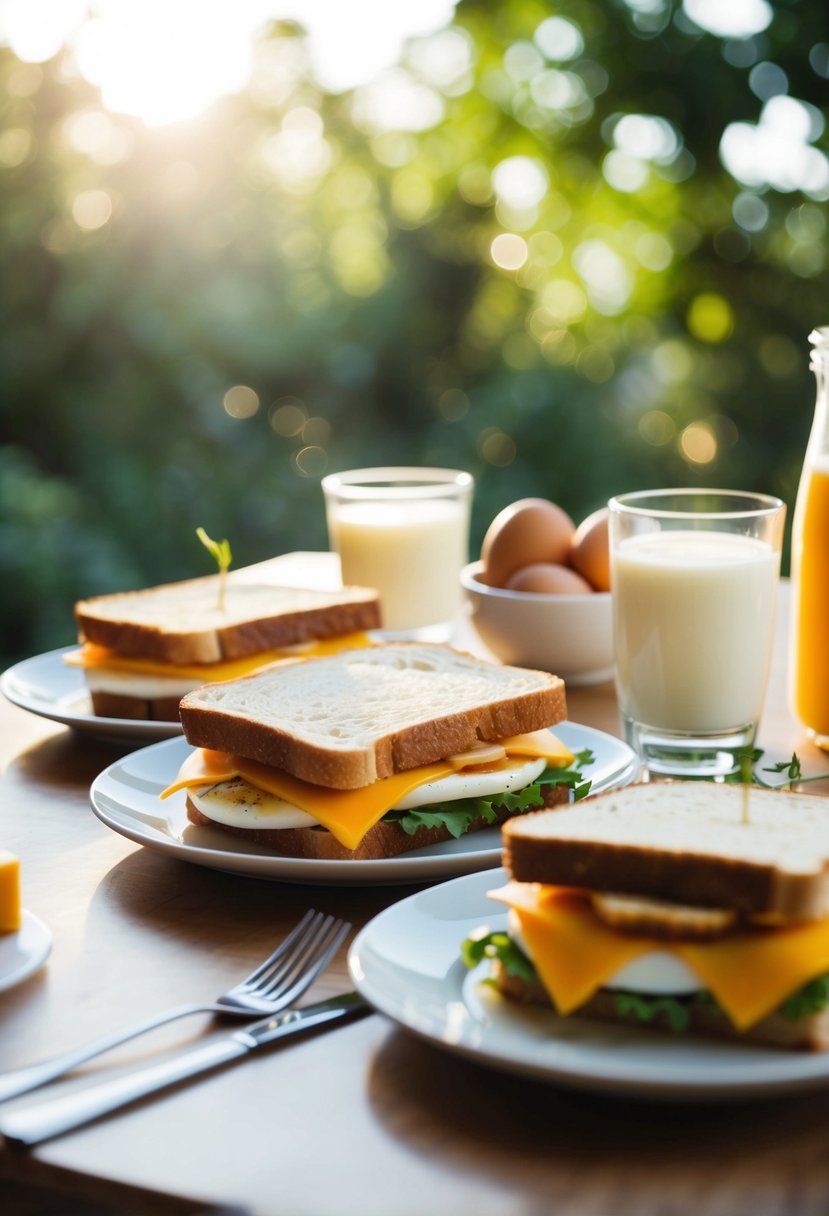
[503,782,829,919]
[75,577,381,664]
[179,642,567,790]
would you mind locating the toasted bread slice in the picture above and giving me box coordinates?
[492,966,829,1051]
[503,782,829,920]
[179,643,567,790]
[75,578,381,665]
[185,784,568,860]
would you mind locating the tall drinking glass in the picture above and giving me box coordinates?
[609,489,785,777]
[322,467,473,640]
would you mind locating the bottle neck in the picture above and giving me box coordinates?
[809,329,829,460]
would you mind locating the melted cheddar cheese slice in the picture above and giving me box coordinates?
[162,730,574,852]
[0,851,21,934]
[490,881,829,1031]
[64,633,373,682]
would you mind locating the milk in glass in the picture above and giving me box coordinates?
[613,530,779,733]
[329,498,468,632]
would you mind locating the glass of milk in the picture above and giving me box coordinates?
[608,489,786,777]
[322,467,474,639]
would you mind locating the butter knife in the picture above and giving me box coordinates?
[0,991,369,1147]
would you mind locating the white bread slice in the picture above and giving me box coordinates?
[75,577,381,665]
[503,782,829,919]
[493,967,829,1051]
[179,643,566,790]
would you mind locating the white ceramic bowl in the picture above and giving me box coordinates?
[460,561,614,685]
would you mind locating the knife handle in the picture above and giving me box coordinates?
[0,1034,250,1147]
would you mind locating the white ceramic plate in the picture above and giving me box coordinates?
[89,723,638,886]
[0,647,182,744]
[348,868,829,1101]
[0,911,52,993]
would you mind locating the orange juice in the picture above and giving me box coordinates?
[791,455,829,743]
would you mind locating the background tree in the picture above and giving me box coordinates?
[0,0,826,663]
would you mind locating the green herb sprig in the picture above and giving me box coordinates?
[726,747,829,792]
[196,527,232,611]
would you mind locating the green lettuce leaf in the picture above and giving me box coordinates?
[461,929,536,982]
[385,749,596,840]
[462,928,829,1029]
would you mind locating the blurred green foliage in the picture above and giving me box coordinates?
[0,0,827,665]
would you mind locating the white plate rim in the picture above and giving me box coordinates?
[347,868,829,1101]
[0,910,52,993]
[88,723,638,886]
[1,647,182,743]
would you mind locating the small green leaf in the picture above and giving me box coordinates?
[196,527,233,611]
[461,929,536,982]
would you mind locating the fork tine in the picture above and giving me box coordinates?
[254,915,347,997]
[239,909,321,986]
[260,918,351,1009]
[237,911,328,995]
[245,915,350,1005]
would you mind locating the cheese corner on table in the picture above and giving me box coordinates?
[0,851,21,933]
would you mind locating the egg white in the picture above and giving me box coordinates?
[507,908,701,997]
[190,757,549,832]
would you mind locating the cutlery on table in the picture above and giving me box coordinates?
[0,991,370,1146]
[0,909,349,1103]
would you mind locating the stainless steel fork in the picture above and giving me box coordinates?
[0,909,349,1103]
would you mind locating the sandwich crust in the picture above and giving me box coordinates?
[503,783,829,920]
[185,784,568,861]
[90,692,182,722]
[76,578,381,664]
[179,643,567,789]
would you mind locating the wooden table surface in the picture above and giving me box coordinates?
[3,569,829,1216]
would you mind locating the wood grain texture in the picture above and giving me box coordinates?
[2,576,829,1216]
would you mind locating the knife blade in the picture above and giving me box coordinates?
[0,991,369,1147]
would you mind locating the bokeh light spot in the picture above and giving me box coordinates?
[490,233,528,270]
[687,293,734,343]
[479,428,516,467]
[223,385,260,419]
[759,334,801,378]
[0,128,32,169]
[293,446,328,477]
[680,421,718,464]
[639,410,676,446]
[71,189,113,231]
[269,401,307,436]
[438,389,469,420]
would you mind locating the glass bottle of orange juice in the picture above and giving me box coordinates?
[790,326,829,749]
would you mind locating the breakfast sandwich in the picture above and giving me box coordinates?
[67,576,381,721]
[162,643,584,860]
[464,782,829,1050]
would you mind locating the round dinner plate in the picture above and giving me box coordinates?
[0,911,52,993]
[89,722,638,886]
[348,869,829,1102]
[0,647,182,745]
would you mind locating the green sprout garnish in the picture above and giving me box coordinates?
[726,748,828,792]
[196,527,232,611]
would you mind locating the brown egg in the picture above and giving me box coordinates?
[569,508,611,592]
[481,498,575,587]
[506,563,593,595]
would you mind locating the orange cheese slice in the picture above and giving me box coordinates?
[163,749,458,850]
[162,731,573,852]
[490,881,829,1031]
[64,633,372,682]
[0,851,21,934]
